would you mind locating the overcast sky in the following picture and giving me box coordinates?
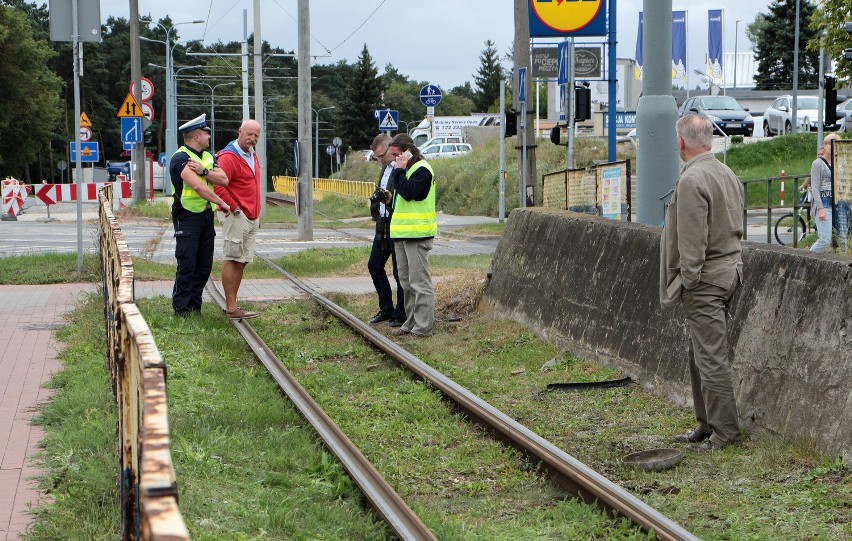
[100,0,768,91]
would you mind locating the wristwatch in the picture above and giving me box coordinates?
[201,167,209,176]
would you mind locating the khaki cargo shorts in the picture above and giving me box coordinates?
[218,210,259,263]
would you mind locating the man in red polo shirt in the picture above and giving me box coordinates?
[215,119,262,319]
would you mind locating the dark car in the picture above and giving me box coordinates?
[106,161,131,181]
[678,96,754,136]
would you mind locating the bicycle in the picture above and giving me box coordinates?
[774,191,814,246]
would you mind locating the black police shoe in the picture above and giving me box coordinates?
[369,310,392,324]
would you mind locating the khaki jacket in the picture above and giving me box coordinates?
[659,151,744,308]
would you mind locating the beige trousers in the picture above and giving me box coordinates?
[682,279,742,446]
[394,238,434,335]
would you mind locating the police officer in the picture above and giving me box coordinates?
[169,114,231,316]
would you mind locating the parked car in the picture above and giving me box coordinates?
[417,136,463,149]
[678,96,754,136]
[106,161,131,181]
[836,97,852,132]
[420,143,472,159]
[763,95,839,136]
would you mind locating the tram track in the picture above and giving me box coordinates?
[206,256,700,541]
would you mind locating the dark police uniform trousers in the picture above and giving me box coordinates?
[172,208,215,315]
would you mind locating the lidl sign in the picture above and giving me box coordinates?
[529,0,607,37]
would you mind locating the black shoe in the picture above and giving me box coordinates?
[674,427,712,443]
[387,318,405,328]
[369,310,392,324]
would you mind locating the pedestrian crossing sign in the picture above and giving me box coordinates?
[378,110,399,130]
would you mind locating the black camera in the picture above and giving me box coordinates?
[369,187,388,204]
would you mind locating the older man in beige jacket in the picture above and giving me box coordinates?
[660,114,744,452]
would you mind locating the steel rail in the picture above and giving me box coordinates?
[204,279,437,541]
[258,255,699,541]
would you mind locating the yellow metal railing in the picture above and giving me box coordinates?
[272,176,373,201]
[99,185,190,541]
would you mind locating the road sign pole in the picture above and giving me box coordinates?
[72,0,84,273]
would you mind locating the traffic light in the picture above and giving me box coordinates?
[504,109,517,138]
[825,75,838,126]
[574,86,592,122]
[845,22,852,60]
[550,124,561,145]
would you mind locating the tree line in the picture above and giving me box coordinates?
[0,1,508,182]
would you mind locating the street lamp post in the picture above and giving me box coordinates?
[187,80,236,151]
[311,106,335,178]
[140,19,203,190]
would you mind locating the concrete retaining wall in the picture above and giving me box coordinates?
[483,208,852,460]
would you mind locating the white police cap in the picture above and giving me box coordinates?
[178,114,211,134]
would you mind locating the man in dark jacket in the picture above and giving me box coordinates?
[366,134,405,326]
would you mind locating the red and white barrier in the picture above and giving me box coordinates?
[2,178,31,217]
[35,181,131,206]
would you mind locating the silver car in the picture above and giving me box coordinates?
[763,95,839,136]
[836,97,852,132]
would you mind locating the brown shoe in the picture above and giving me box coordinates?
[674,427,712,443]
[225,308,258,320]
[393,328,411,336]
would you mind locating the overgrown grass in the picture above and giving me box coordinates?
[264,194,372,225]
[271,247,371,277]
[0,253,100,284]
[453,222,507,236]
[117,198,172,220]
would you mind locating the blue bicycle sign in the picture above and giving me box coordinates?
[419,84,442,107]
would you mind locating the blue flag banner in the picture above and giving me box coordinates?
[707,9,724,84]
[672,11,688,82]
[634,12,643,80]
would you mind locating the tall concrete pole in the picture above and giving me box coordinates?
[636,0,679,226]
[253,0,267,218]
[513,0,536,207]
[297,0,313,240]
[130,0,146,204]
[242,10,250,120]
[791,0,800,136]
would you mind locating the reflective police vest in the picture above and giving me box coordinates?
[390,160,437,239]
[172,146,215,213]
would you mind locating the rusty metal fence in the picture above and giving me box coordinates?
[272,175,373,201]
[542,160,632,221]
[99,184,190,541]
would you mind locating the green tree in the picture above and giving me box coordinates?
[810,0,852,84]
[748,0,821,90]
[0,4,62,178]
[337,44,384,150]
[472,40,504,112]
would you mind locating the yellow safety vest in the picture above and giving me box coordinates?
[172,146,215,213]
[390,160,437,239]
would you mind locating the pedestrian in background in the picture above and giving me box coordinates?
[366,134,406,327]
[169,113,231,317]
[660,114,744,452]
[384,134,436,338]
[809,133,839,253]
[215,119,263,320]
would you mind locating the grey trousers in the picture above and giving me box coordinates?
[394,238,434,335]
[682,279,742,446]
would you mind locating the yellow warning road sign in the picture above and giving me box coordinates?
[117,92,144,118]
[79,112,92,127]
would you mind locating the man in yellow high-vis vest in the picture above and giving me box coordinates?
[169,113,231,317]
[384,134,437,338]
